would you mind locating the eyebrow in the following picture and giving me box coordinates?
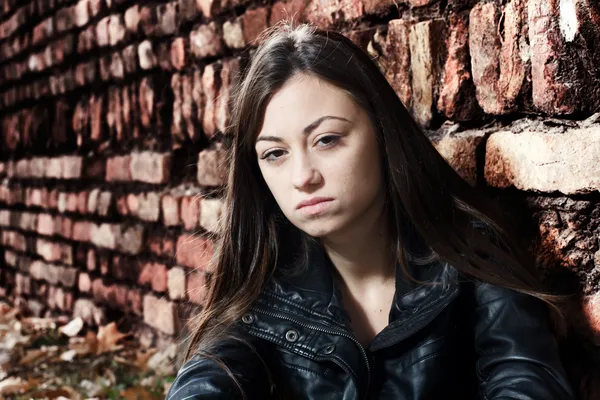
[255,115,351,144]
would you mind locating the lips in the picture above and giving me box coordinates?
[296,197,334,210]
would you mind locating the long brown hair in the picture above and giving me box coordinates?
[180,19,565,383]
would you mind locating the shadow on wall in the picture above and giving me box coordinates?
[487,187,600,400]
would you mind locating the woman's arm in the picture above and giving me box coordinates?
[165,337,273,400]
[474,282,575,400]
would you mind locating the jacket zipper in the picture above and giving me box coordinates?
[252,307,371,399]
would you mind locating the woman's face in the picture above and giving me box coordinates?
[255,73,385,239]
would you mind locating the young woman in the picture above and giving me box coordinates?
[165,21,575,399]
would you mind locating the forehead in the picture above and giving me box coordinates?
[257,74,359,139]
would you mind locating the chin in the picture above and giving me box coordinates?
[296,220,343,239]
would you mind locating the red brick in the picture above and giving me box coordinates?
[124,5,140,33]
[78,272,92,292]
[171,73,184,141]
[99,55,111,81]
[86,248,96,271]
[176,234,214,269]
[55,216,73,239]
[66,192,79,212]
[216,58,240,133]
[58,266,78,287]
[161,194,181,226]
[74,0,90,27]
[48,189,59,209]
[143,294,179,335]
[241,8,268,45]
[36,239,63,263]
[200,198,224,232]
[91,278,106,303]
[77,191,88,214]
[201,64,219,137]
[190,22,223,59]
[139,5,159,36]
[15,273,31,296]
[148,233,163,256]
[130,152,171,184]
[180,195,201,230]
[91,223,118,249]
[469,2,527,115]
[106,155,132,181]
[110,52,125,80]
[157,2,178,36]
[138,40,156,70]
[122,44,138,75]
[98,253,110,276]
[98,191,113,217]
[138,262,168,292]
[96,16,110,47]
[108,15,126,46]
[136,192,160,222]
[170,37,187,70]
[90,94,105,142]
[197,144,228,186]
[82,157,105,180]
[73,220,93,242]
[127,288,143,315]
[116,194,129,216]
[437,13,480,121]
[37,213,54,236]
[186,271,206,304]
[181,73,198,140]
[305,0,363,28]
[139,76,154,128]
[270,0,306,25]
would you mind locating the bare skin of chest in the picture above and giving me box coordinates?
[339,281,396,348]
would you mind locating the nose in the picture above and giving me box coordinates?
[291,152,322,190]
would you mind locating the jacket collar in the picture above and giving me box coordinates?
[256,232,459,330]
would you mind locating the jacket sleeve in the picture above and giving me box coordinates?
[165,337,274,400]
[473,282,575,400]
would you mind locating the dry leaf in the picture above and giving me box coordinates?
[58,317,84,337]
[20,317,56,333]
[18,348,49,365]
[121,385,161,400]
[96,322,130,354]
[0,376,31,395]
[135,348,157,371]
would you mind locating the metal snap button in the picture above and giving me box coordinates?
[241,313,254,324]
[285,329,299,342]
[323,344,335,354]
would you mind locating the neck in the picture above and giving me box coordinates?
[319,192,396,292]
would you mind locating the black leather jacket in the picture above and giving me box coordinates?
[166,239,575,399]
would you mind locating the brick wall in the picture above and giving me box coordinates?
[0,0,599,391]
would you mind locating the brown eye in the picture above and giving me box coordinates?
[261,149,286,162]
[316,135,340,147]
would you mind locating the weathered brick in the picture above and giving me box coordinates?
[135,192,160,222]
[305,0,363,28]
[469,1,527,114]
[78,272,92,292]
[139,76,154,128]
[223,18,245,49]
[138,40,157,70]
[73,220,93,242]
[437,13,480,121]
[180,195,201,230]
[124,4,140,33]
[106,155,132,181]
[485,124,600,194]
[130,152,171,184]
[62,156,83,179]
[73,298,106,326]
[96,16,110,47]
[74,0,90,27]
[108,14,126,46]
[381,20,412,108]
[186,271,206,304]
[200,197,224,233]
[127,288,143,315]
[168,266,186,300]
[138,262,168,292]
[176,234,214,269]
[197,144,228,186]
[162,194,181,226]
[143,294,179,335]
[90,223,117,249]
[46,157,63,179]
[157,2,179,36]
[241,7,268,45]
[171,73,184,141]
[201,64,219,137]
[110,52,125,80]
[170,37,187,70]
[196,0,220,19]
[38,213,55,236]
[408,19,444,127]
[116,224,146,255]
[270,0,307,25]
[139,5,159,36]
[190,22,223,59]
[215,58,240,133]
